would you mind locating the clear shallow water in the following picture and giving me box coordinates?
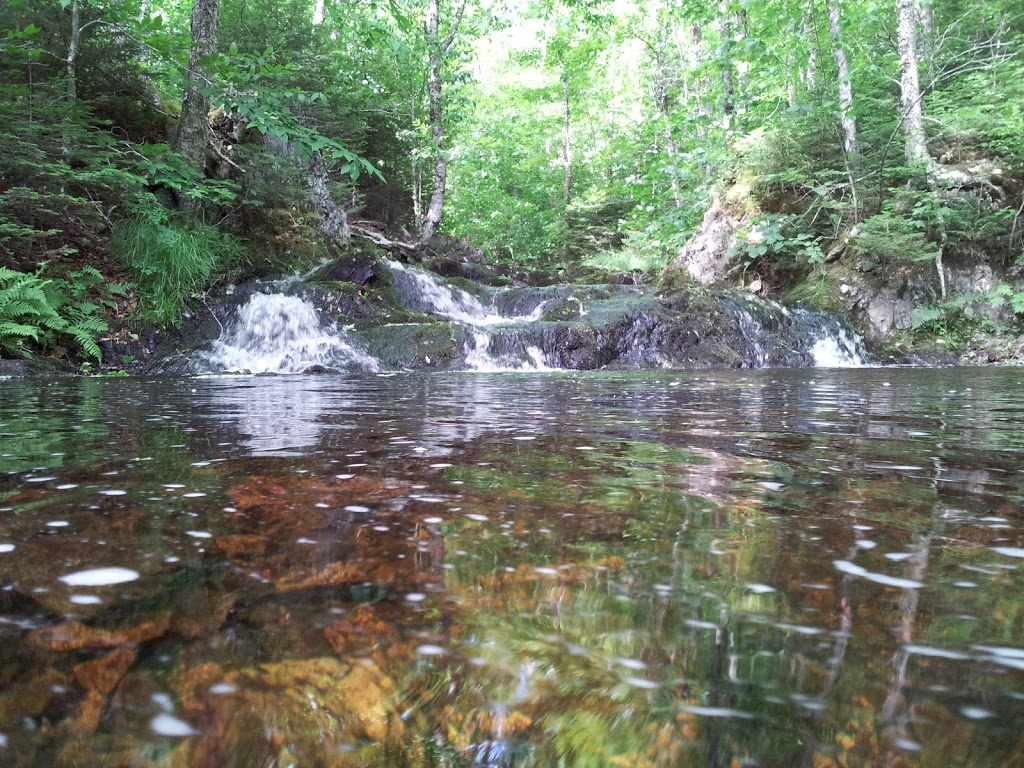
[1,368,1023,767]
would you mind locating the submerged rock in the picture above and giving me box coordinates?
[73,647,138,693]
[171,657,408,767]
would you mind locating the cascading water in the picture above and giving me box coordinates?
[724,295,866,368]
[797,309,866,367]
[386,260,550,370]
[177,259,868,375]
[197,293,379,374]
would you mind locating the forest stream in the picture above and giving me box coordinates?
[2,367,1024,767]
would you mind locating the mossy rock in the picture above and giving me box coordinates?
[360,322,467,369]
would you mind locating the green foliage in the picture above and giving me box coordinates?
[929,56,1024,169]
[114,217,245,325]
[129,143,239,209]
[908,283,1024,348]
[211,45,382,181]
[987,283,1024,315]
[910,297,991,349]
[0,266,112,362]
[731,213,825,277]
[856,200,942,264]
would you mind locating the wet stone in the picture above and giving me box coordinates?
[29,615,171,651]
[172,657,407,767]
[73,647,138,694]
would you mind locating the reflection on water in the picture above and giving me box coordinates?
[2,369,1024,766]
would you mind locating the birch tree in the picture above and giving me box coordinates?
[825,0,858,157]
[896,0,928,164]
[419,0,469,245]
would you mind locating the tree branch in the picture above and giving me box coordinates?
[440,0,469,52]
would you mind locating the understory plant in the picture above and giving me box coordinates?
[113,214,245,325]
[0,265,114,362]
[911,285,1024,348]
[730,212,826,283]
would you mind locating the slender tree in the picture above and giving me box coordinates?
[175,0,221,212]
[561,78,571,206]
[896,0,928,164]
[419,0,469,245]
[825,0,858,157]
[718,0,734,137]
[803,8,818,90]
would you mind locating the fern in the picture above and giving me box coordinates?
[0,266,109,363]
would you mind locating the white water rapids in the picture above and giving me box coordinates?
[386,260,551,371]
[199,293,379,374]
[193,262,866,373]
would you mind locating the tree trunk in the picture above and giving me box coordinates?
[896,0,928,164]
[62,0,81,163]
[264,136,350,250]
[175,0,220,212]
[803,9,817,89]
[718,0,734,137]
[896,0,945,295]
[915,0,934,65]
[562,78,571,207]
[312,0,326,25]
[419,20,446,245]
[653,43,682,208]
[307,152,350,249]
[418,0,468,246]
[66,0,80,105]
[784,1,796,107]
[825,0,858,157]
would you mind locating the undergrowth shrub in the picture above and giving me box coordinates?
[114,217,245,325]
[0,266,114,362]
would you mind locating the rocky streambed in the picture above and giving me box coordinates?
[144,255,866,375]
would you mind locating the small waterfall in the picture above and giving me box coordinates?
[198,293,379,374]
[725,295,866,368]
[797,309,866,367]
[387,260,500,324]
[386,261,550,370]
[464,331,551,372]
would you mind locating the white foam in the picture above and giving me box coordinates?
[810,329,865,367]
[993,547,1024,558]
[679,705,754,719]
[903,644,971,660]
[59,567,140,587]
[834,560,923,589]
[69,595,103,605]
[201,293,380,374]
[415,644,446,655]
[150,713,199,736]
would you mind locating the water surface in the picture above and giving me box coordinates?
[2,368,1024,766]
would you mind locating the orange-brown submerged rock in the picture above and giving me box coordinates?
[73,647,138,693]
[225,474,411,540]
[172,656,408,768]
[273,560,365,591]
[324,604,400,656]
[58,689,108,739]
[29,614,171,651]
